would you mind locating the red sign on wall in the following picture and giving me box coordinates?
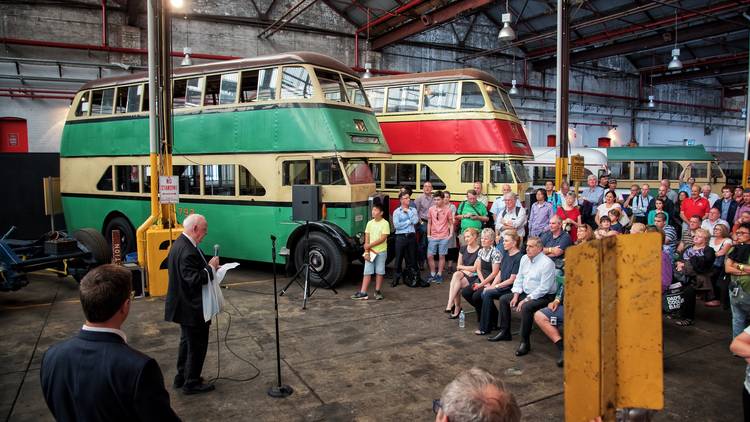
[0,119,28,153]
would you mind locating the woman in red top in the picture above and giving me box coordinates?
[557,192,582,243]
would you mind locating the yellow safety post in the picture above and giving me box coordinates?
[555,156,568,192]
[564,233,663,421]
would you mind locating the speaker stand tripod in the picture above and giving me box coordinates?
[280,222,337,309]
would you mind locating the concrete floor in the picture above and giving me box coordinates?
[0,264,744,421]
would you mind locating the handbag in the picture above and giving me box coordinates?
[662,286,685,313]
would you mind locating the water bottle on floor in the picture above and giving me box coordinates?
[458,310,465,328]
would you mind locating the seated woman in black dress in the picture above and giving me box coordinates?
[445,228,480,318]
[476,230,524,335]
[460,228,501,325]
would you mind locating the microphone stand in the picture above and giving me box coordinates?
[268,235,293,398]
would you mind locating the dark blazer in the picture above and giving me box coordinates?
[165,234,213,326]
[712,199,738,226]
[40,330,180,422]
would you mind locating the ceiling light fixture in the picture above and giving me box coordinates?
[509,79,519,95]
[667,11,682,70]
[181,15,192,66]
[648,95,655,108]
[498,0,515,42]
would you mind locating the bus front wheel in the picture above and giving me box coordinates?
[293,232,347,288]
[104,216,136,256]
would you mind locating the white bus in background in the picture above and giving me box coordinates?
[528,146,609,188]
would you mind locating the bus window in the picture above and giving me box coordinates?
[239,165,266,196]
[710,162,724,180]
[490,161,513,183]
[204,74,221,106]
[91,88,115,115]
[691,163,708,179]
[608,161,630,180]
[342,158,374,184]
[283,160,311,185]
[240,69,260,102]
[365,88,385,112]
[142,84,149,112]
[316,69,346,102]
[420,164,446,190]
[460,82,484,109]
[174,165,201,195]
[342,75,370,107]
[423,83,458,111]
[126,85,143,113]
[185,78,203,107]
[485,84,508,112]
[115,165,139,193]
[386,85,420,113]
[369,163,382,186]
[282,66,314,99]
[461,161,483,183]
[257,68,278,101]
[96,166,113,191]
[510,160,529,183]
[142,165,151,193]
[661,161,682,180]
[173,79,187,108]
[384,163,416,189]
[633,161,659,180]
[315,158,345,185]
[115,87,127,113]
[533,166,556,183]
[219,73,238,104]
[204,164,235,196]
[74,91,90,117]
[500,89,516,115]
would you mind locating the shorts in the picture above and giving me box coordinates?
[540,305,564,327]
[427,237,450,255]
[363,251,387,275]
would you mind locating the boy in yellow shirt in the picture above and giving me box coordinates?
[352,204,390,300]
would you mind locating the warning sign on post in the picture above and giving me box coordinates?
[159,176,179,204]
[569,155,586,182]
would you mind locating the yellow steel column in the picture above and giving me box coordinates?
[565,233,664,421]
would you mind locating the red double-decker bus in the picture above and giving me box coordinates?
[362,69,532,208]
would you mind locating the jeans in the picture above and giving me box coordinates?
[730,281,750,338]
[479,287,512,333]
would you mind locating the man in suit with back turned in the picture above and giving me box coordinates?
[165,213,219,395]
[40,264,180,422]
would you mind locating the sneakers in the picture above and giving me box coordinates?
[374,290,384,300]
[434,274,443,284]
[351,291,368,300]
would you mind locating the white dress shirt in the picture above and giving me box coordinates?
[82,324,127,343]
[511,253,557,300]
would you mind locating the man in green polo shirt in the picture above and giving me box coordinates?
[456,189,489,244]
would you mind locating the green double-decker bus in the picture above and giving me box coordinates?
[60,52,389,286]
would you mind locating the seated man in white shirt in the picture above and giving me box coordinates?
[487,237,557,358]
[701,207,729,238]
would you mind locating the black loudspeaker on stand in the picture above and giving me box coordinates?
[280,185,337,309]
[268,235,293,398]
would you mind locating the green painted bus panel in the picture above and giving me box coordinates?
[606,146,715,161]
[62,197,150,234]
[61,107,387,157]
[61,196,368,262]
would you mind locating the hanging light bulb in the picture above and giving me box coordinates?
[181,47,193,66]
[648,95,655,108]
[363,63,373,79]
[509,79,519,95]
[668,48,682,71]
[498,13,516,41]
[742,108,747,119]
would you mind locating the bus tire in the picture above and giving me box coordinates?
[294,232,347,288]
[104,216,136,256]
[73,228,110,265]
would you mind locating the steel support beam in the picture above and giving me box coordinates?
[370,0,493,50]
[258,0,319,38]
[651,63,747,85]
[534,18,748,70]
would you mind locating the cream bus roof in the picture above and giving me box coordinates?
[361,68,501,87]
[530,146,608,165]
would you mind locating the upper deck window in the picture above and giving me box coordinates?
[205,73,239,105]
[74,91,90,117]
[91,88,115,115]
[460,82,484,109]
[500,90,516,114]
[485,84,508,112]
[365,89,385,112]
[114,85,142,113]
[342,75,370,107]
[173,77,203,108]
[281,66,313,99]
[423,82,458,111]
[386,85,420,113]
[240,69,260,102]
[258,68,278,101]
[317,69,347,102]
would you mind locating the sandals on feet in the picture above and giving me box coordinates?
[675,318,693,326]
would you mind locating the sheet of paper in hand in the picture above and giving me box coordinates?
[202,262,240,322]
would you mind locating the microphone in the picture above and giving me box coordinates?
[213,244,220,257]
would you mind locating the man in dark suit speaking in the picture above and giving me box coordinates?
[40,264,180,422]
[165,213,219,395]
